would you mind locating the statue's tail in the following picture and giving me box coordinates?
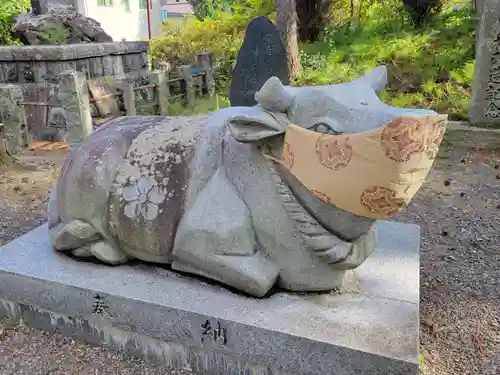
[354,66,388,94]
[47,185,61,231]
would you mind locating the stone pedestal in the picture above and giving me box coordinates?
[469,0,500,128]
[0,221,420,375]
[57,70,93,149]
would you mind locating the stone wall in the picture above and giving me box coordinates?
[0,42,149,83]
[0,41,149,140]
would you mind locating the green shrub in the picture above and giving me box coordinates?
[150,0,275,91]
[0,0,30,46]
[188,0,234,20]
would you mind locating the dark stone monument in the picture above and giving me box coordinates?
[30,0,76,15]
[229,16,290,107]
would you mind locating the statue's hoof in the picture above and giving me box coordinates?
[88,241,129,265]
[51,220,101,251]
[72,247,93,258]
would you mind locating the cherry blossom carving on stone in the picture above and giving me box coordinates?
[121,176,166,220]
[315,135,353,170]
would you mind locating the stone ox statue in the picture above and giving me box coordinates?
[48,67,444,297]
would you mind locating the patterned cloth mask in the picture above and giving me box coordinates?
[264,114,448,219]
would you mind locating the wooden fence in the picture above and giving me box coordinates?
[90,52,215,124]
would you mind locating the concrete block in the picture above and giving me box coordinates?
[0,84,27,156]
[0,220,420,375]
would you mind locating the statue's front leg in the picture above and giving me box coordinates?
[320,224,377,271]
[50,219,129,264]
[172,167,279,297]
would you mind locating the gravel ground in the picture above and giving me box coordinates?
[0,144,499,375]
[395,145,500,375]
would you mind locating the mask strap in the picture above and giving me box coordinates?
[404,129,428,194]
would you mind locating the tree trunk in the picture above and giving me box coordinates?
[296,0,333,42]
[275,0,301,80]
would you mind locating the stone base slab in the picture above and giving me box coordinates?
[444,121,500,149]
[0,221,420,375]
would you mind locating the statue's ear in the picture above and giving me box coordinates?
[228,76,293,142]
[352,66,388,94]
[227,106,289,142]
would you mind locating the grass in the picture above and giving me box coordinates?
[168,94,230,116]
[135,94,230,116]
[296,2,476,120]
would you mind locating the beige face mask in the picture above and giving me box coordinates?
[264,114,447,219]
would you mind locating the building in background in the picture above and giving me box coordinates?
[72,0,193,41]
[161,0,193,19]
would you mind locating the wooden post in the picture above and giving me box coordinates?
[116,80,137,116]
[197,52,215,97]
[149,71,170,116]
[178,65,194,105]
[0,84,27,157]
[58,71,93,150]
[146,0,152,40]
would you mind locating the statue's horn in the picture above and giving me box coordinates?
[353,66,388,94]
[255,77,293,113]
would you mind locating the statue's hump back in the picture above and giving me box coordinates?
[229,16,290,107]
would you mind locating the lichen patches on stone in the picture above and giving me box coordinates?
[111,117,203,221]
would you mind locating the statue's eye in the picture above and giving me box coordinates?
[311,123,342,135]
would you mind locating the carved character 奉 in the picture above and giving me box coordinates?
[48,66,445,297]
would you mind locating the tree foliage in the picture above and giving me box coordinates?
[187,0,257,20]
[0,0,30,45]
